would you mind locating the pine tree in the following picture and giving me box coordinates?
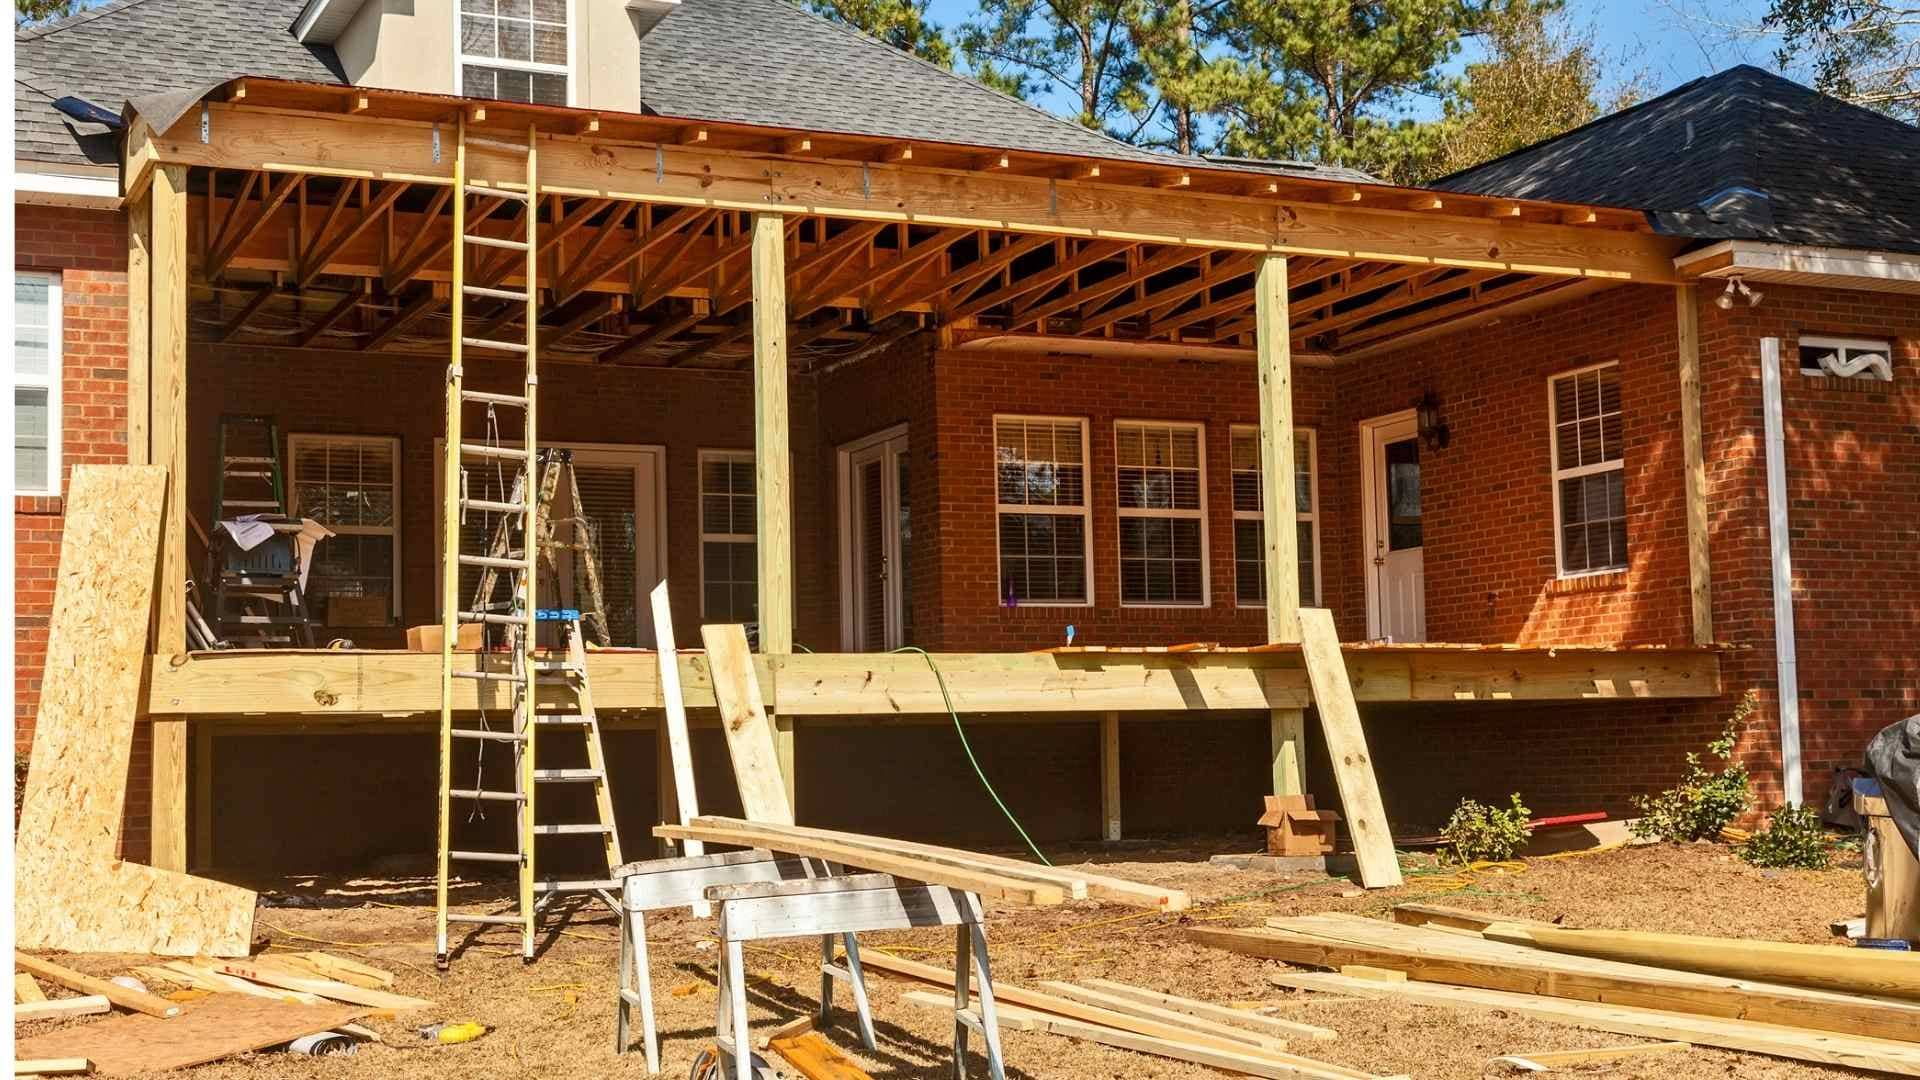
[801,0,955,66]
[956,0,1153,137]
[18,0,82,28]
[1763,0,1918,122]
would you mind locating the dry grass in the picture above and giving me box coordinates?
[15,840,1872,1079]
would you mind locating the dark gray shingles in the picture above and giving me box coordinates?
[1436,65,1920,255]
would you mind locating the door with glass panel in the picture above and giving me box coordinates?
[1361,412,1425,641]
[839,426,909,651]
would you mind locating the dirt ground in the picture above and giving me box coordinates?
[18,839,1874,1079]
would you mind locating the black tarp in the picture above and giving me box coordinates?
[1864,714,1920,859]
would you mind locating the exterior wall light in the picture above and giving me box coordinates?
[1416,389,1450,450]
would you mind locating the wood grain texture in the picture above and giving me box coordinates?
[751,214,794,657]
[1078,977,1337,1040]
[15,995,365,1075]
[700,625,794,825]
[14,996,110,1020]
[16,952,182,1018]
[14,466,256,957]
[1674,284,1713,645]
[1296,610,1401,887]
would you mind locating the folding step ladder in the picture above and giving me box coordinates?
[472,448,613,648]
[530,614,625,900]
[205,413,316,647]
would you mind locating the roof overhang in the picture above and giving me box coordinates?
[1676,240,1920,297]
[14,165,122,210]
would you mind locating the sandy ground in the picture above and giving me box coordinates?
[16,839,1874,1079]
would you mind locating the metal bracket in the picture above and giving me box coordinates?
[861,164,872,200]
[199,103,210,144]
[433,124,442,165]
[1048,180,1058,216]
[655,146,665,184]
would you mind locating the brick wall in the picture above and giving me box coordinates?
[13,205,148,858]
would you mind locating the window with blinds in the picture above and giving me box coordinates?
[994,416,1091,606]
[700,450,758,622]
[1550,362,1627,575]
[289,434,401,623]
[14,272,60,494]
[1116,421,1206,606]
[1229,427,1317,606]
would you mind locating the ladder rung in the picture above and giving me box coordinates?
[224,470,274,479]
[475,186,532,203]
[461,498,529,514]
[534,768,603,783]
[461,390,529,407]
[467,135,532,154]
[458,554,531,570]
[449,788,526,801]
[222,499,280,508]
[451,850,524,864]
[458,442,529,461]
[532,660,583,674]
[452,670,529,683]
[465,234,529,251]
[463,336,530,354]
[533,823,613,835]
[224,456,275,465]
[534,714,592,725]
[446,913,528,926]
[219,615,308,625]
[536,878,623,893]
[464,284,530,302]
[451,728,527,742]
[459,611,528,625]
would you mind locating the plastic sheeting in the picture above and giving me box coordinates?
[1864,714,1920,859]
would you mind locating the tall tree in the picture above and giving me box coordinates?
[802,0,955,66]
[956,0,1155,139]
[1209,0,1543,182]
[1762,0,1919,121]
[17,0,81,28]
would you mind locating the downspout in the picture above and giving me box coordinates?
[1758,337,1803,806]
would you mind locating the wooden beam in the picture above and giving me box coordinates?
[1015,244,1208,331]
[296,180,409,287]
[1332,274,1572,349]
[15,952,182,1018]
[1100,712,1121,842]
[1297,609,1401,887]
[384,186,451,288]
[385,194,506,290]
[560,204,714,306]
[1255,253,1303,801]
[295,287,363,348]
[364,289,440,352]
[952,240,1131,321]
[751,213,794,656]
[871,233,1050,321]
[636,211,743,307]
[206,171,299,279]
[150,165,189,662]
[126,190,152,465]
[1675,285,1712,645]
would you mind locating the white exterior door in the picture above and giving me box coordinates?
[839,426,909,651]
[1362,412,1425,642]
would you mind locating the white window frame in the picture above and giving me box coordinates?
[1548,360,1627,579]
[1230,425,1319,608]
[14,270,63,496]
[453,0,577,106]
[993,414,1094,608]
[287,433,404,619]
[698,448,758,622]
[1797,334,1893,380]
[1115,419,1209,608]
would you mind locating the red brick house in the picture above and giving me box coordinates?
[11,0,1917,872]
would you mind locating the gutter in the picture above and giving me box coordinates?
[1758,337,1803,806]
[14,170,123,210]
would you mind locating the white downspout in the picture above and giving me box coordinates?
[1758,337,1803,806]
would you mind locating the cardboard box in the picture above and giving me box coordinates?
[326,594,390,627]
[406,622,484,652]
[1258,794,1341,857]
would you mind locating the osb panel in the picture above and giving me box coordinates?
[15,465,256,955]
[15,994,365,1074]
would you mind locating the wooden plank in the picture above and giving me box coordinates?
[14,466,256,957]
[150,720,189,876]
[13,1059,92,1076]
[1037,982,1292,1052]
[1492,1041,1687,1070]
[142,102,1685,281]
[1193,915,1920,1042]
[1258,255,1306,801]
[16,972,48,1003]
[15,995,366,1075]
[212,959,432,1011]
[1269,971,1920,1076]
[716,881,982,940]
[153,962,320,1004]
[286,952,395,990]
[768,1031,872,1080]
[13,998,111,1021]
[751,214,794,656]
[655,821,1064,906]
[1077,978,1336,1041]
[650,582,704,860]
[150,165,189,657]
[1674,284,1712,645]
[700,625,794,825]
[1100,712,1122,841]
[125,191,151,466]
[1481,923,1920,1002]
[1296,610,1400,887]
[1389,903,1557,933]
[16,954,182,1019]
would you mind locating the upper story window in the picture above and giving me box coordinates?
[1799,335,1893,381]
[458,0,570,106]
[1549,362,1627,577]
[995,415,1091,606]
[1230,427,1318,607]
[14,272,62,495]
[1116,421,1207,607]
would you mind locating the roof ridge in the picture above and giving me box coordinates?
[16,0,163,41]
[760,0,1173,163]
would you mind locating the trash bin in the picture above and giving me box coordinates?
[1855,778,1920,942]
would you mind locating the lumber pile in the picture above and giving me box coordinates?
[868,951,1391,1079]
[1190,906,1920,1075]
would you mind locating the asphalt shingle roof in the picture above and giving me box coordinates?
[1435,64,1920,255]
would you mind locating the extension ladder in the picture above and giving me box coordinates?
[205,413,315,647]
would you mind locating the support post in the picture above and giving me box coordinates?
[1099,712,1121,842]
[750,212,797,807]
[1255,253,1304,798]
[149,163,191,872]
[193,721,214,871]
[1759,337,1803,807]
[126,191,152,466]
[1675,285,1713,645]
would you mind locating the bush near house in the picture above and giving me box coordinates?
[1740,804,1833,870]
[1441,793,1534,863]
[1630,690,1758,843]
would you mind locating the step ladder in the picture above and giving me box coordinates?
[436,116,546,966]
[472,448,613,648]
[531,615,625,900]
[205,413,315,647]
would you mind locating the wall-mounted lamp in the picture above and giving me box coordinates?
[1416,389,1450,450]
[1715,275,1763,309]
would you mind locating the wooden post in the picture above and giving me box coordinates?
[1675,285,1712,646]
[1100,712,1122,842]
[192,722,214,870]
[149,163,191,872]
[750,212,797,807]
[1256,253,1304,798]
[126,191,152,466]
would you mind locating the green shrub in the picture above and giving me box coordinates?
[1741,804,1832,870]
[1441,793,1533,863]
[1630,690,1756,842]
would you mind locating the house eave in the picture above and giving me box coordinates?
[1676,240,1920,296]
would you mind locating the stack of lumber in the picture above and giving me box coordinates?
[132,952,427,1014]
[1188,906,1920,1075]
[653,816,1190,911]
[865,951,1396,1080]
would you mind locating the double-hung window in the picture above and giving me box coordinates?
[1230,426,1318,605]
[1549,362,1627,575]
[994,416,1091,606]
[14,272,61,495]
[289,434,402,622]
[700,450,758,622]
[458,0,570,106]
[1116,421,1206,606]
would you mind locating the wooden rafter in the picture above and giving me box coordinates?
[297,180,410,288]
[385,193,504,290]
[296,287,364,348]
[627,210,725,309]
[1013,244,1208,332]
[218,286,276,342]
[365,289,439,351]
[384,186,451,289]
[483,195,614,289]
[953,240,1132,322]
[541,295,616,350]
[1335,274,1574,349]
[206,172,300,279]
[206,171,261,271]
[871,232,1050,322]
[853,227,967,305]
[300,178,361,281]
[558,203,720,306]
[1085,253,1258,337]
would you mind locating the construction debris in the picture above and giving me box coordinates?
[14,998,111,1021]
[766,1031,871,1080]
[1491,1041,1688,1071]
[1259,794,1340,857]
[16,955,181,1019]
[15,996,366,1075]
[13,1060,92,1077]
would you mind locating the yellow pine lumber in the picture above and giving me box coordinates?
[1389,904,1558,932]
[285,952,396,989]
[699,625,794,825]
[1271,970,1920,1076]
[15,954,180,1019]
[13,1059,92,1076]
[1295,609,1401,887]
[652,822,1064,906]
[16,973,47,1003]
[1077,979,1337,1040]
[766,1031,872,1080]
[14,997,111,1021]
[1491,1041,1688,1070]
[155,961,314,1003]
[212,960,433,1010]
[1036,981,1292,1052]
[1480,923,1920,1002]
